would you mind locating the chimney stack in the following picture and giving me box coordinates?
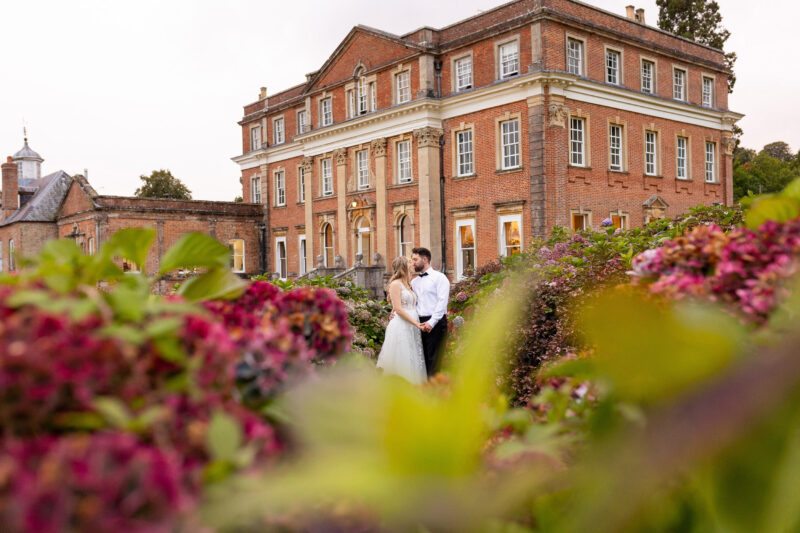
[635,8,645,24]
[2,156,19,222]
[625,5,635,19]
[259,86,267,99]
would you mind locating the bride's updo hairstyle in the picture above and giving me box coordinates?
[387,256,410,288]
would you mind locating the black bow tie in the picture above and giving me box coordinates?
[418,272,429,277]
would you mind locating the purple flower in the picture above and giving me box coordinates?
[601,218,614,227]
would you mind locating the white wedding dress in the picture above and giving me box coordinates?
[376,285,427,385]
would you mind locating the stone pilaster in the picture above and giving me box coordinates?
[546,80,571,229]
[528,93,547,239]
[371,138,388,268]
[259,161,270,274]
[301,156,314,267]
[413,126,444,268]
[334,148,348,266]
[418,54,435,98]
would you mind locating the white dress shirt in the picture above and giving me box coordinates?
[411,267,450,328]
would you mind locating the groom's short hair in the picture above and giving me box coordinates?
[411,247,431,262]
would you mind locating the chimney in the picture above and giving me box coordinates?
[84,168,89,178]
[259,86,267,99]
[2,156,19,222]
[635,8,645,24]
[625,5,635,19]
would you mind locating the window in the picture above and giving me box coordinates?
[251,176,261,203]
[500,119,520,170]
[702,77,714,107]
[676,137,688,180]
[397,140,412,183]
[567,38,583,75]
[645,131,658,176]
[228,239,245,273]
[641,60,654,93]
[250,127,261,151]
[705,142,716,183]
[611,214,628,229]
[358,76,368,115]
[357,150,369,190]
[606,49,621,85]
[321,98,333,127]
[571,213,588,231]
[8,240,14,271]
[499,41,519,78]
[297,110,308,134]
[456,219,476,279]
[273,118,284,145]
[370,82,376,112]
[396,70,411,104]
[322,158,333,196]
[122,259,139,273]
[275,237,287,279]
[275,170,286,206]
[570,118,585,166]
[500,214,522,257]
[356,217,372,266]
[609,124,623,171]
[455,56,473,91]
[299,235,307,275]
[673,68,686,100]
[88,237,95,255]
[346,89,355,118]
[398,215,412,257]
[298,167,305,203]
[322,223,334,267]
[456,129,474,176]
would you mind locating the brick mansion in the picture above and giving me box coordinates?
[235,0,742,280]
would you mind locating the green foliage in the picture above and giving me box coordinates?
[233,196,243,203]
[744,177,800,229]
[134,169,192,200]
[734,150,800,201]
[763,141,795,162]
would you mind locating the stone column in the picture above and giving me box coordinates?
[413,127,444,268]
[721,132,735,206]
[371,138,388,267]
[334,148,349,267]
[528,92,547,239]
[301,157,314,267]
[259,161,270,274]
[546,81,571,229]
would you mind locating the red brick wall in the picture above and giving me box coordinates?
[0,222,58,269]
[60,182,93,217]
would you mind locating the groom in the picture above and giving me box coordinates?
[410,247,450,376]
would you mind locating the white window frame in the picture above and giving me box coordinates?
[298,235,307,275]
[321,158,333,196]
[676,136,688,180]
[705,141,716,183]
[673,67,687,101]
[567,37,584,76]
[702,76,714,108]
[357,75,368,115]
[456,218,476,280]
[571,212,589,231]
[610,212,629,230]
[498,40,520,79]
[641,59,655,94]
[397,140,412,183]
[645,131,658,176]
[273,117,285,145]
[250,126,261,151]
[570,117,585,167]
[605,48,621,85]
[357,149,369,190]
[499,213,522,257]
[398,214,412,257]
[500,119,520,170]
[297,109,307,134]
[274,170,286,206]
[229,239,245,273]
[396,70,411,104]
[298,167,305,203]
[320,98,333,127]
[275,236,287,280]
[8,240,14,271]
[88,237,95,255]
[609,124,623,171]
[455,56,473,91]
[456,129,474,176]
[322,223,334,267]
[251,176,261,204]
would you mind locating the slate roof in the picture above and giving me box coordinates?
[12,139,43,161]
[0,170,72,225]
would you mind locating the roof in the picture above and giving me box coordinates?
[0,171,72,225]
[12,139,44,162]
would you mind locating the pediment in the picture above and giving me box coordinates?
[643,194,669,208]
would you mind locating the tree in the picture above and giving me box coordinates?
[134,170,192,200]
[762,141,794,162]
[656,0,737,92]
[733,151,800,201]
[233,196,243,203]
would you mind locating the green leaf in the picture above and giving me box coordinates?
[206,410,243,462]
[98,324,146,345]
[106,285,148,322]
[745,196,800,229]
[178,268,247,302]
[93,397,132,428]
[40,238,83,263]
[158,232,231,276]
[105,228,155,274]
[54,411,106,430]
[145,317,183,338]
[152,336,185,363]
[780,178,800,200]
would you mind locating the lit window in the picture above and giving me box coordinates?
[500,214,522,256]
[273,118,284,145]
[357,150,369,190]
[322,158,333,196]
[606,49,620,85]
[250,127,261,151]
[228,239,245,273]
[611,214,628,229]
[702,77,714,107]
[457,130,474,176]
[705,142,716,183]
[455,56,473,91]
[501,119,520,169]
[396,71,411,104]
[567,38,583,75]
[299,236,307,275]
[676,137,688,180]
[321,98,333,127]
[275,238,287,279]
[275,171,286,206]
[297,110,308,134]
[456,219,476,279]
[570,117,585,166]
[499,41,519,79]
[609,124,623,171]
[571,213,588,231]
[397,141,412,183]
[398,215,412,257]
[298,167,305,203]
[641,60,654,93]
[122,259,140,273]
[673,68,686,100]
[251,176,261,203]
[322,223,334,267]
[645,131,657,176]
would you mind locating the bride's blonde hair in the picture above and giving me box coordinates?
[387,256,410,289]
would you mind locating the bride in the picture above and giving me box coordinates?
[376,256,427,384]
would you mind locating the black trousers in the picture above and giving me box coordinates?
[419,315,447,376]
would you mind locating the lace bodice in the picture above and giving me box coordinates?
[398,285,417,313]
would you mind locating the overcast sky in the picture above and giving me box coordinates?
[0,0,795,201]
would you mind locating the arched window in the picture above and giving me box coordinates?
[357,72,368,115]
[8,240,15,271]
[398,215,412,258]
[322,223,334,267]
[356,217,371,266]
[275,237,287,279]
